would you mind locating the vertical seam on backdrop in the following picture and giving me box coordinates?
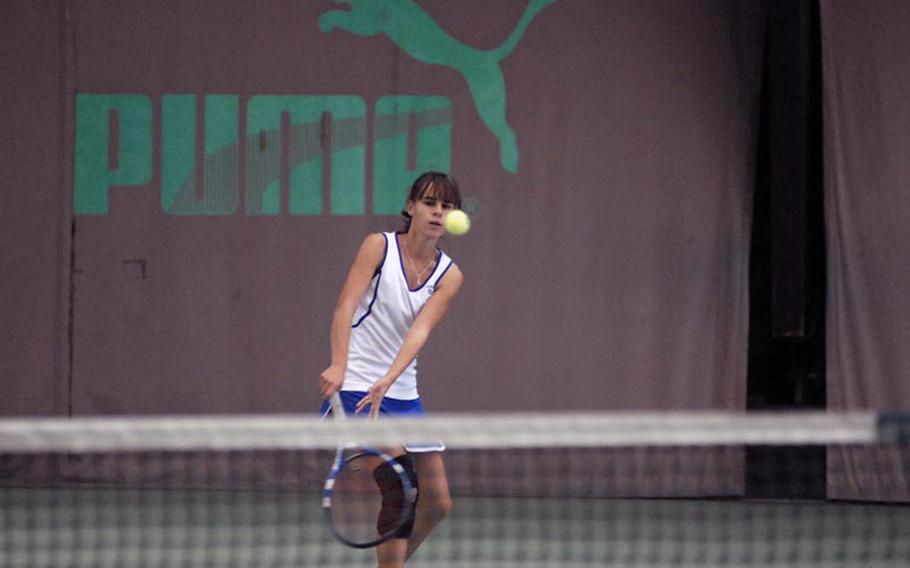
[57,0,77,416]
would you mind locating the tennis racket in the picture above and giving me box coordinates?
[322,392,417,548]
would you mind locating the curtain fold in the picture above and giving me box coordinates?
[821,0,910,502]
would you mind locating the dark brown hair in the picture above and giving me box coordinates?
[400,171,462,231]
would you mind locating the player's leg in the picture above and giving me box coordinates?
[405,451,452,559]
[376,538,407,568]
[375,448,415,568]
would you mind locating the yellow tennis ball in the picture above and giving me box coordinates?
[445,210,471,236]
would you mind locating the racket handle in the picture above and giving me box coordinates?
[329,392,347,421]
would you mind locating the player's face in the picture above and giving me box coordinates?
[408,191,455,238]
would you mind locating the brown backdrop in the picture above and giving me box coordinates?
[2,0,766,417]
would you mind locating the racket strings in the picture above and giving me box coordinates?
[328,451,416,547]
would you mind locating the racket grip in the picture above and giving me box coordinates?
[329,392,347,420]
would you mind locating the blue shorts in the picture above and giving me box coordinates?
[320,391,444,452]
[320,390,427,417]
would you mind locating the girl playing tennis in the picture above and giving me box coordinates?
[320,171,464,567]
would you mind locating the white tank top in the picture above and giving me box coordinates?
[343,232,454,400]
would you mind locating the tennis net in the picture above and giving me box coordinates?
[1,411,908,567]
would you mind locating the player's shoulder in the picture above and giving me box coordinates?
[362,232,388,246]
[359,232,390,252]
[354,233,389,264]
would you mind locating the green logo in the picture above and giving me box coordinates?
[73,3,557,215]
[319,0,558,174]
[74,94,451,215]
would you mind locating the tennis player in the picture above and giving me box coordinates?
[320,171,464,567]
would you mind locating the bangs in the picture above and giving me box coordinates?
[416,178,462,209]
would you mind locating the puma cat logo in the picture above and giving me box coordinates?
[319,0,558,174]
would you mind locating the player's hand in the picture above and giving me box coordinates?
[319,364,345,398]
[356,378,391,419]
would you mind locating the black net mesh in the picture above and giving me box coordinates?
[1,413,908,567]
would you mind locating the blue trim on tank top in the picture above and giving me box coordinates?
[351,233,388,328]
[434,259,454,285]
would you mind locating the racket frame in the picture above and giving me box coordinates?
[322,392,417,548]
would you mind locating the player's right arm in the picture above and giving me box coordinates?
[319,233,386,398]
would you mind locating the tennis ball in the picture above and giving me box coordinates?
[445,210,471,236]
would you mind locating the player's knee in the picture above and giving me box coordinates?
[438,493,453,518]
[425,490,452,522]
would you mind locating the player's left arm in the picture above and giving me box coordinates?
[356,265,464,416]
